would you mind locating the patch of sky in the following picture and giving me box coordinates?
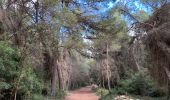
[59,26,70,43]
[65,0,154,37]
[74,0,117,15]
[133,1,152,14]
[73,0,152,23]
[119,0,153,26]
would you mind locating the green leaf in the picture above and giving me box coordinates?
[0,82,11,89]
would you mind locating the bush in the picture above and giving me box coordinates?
[117,70,166,97]
[0,42,20,83]
[111,87,126,95]
[0,42,20,99]
[96,88,110,98]
[18,66,44,95]
[0,42,44,99]
[56,89,67,99]
[148,87,165,97]
[32,94,45,100]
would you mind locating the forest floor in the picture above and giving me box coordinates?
[64,86,99,100]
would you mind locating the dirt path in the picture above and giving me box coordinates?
[64,86,99,100]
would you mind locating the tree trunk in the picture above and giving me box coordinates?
[14,90,17,100]
[51,60,58,97]
[132,44,140,71]
[56,60,62,90]
[51,59,62,97]
[164,67,170,100]
[106,42,111,91]
[167,82,170,100]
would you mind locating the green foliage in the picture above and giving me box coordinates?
[116,70,166,97]
[111,87,127,95]
[89,65,100,84]
[0,42,43,99]
[121,71,150,95]
[100,70,166,100]
[96,88,110,98]
[56,89,67,99]
[18,66,43,95]
[70,52,91,90]
[32,94,45,100]
[0,42,20,89]
[133,10,150,22]
[0,82,11,89]
[99,94,114,100]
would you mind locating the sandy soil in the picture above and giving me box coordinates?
[64,86,99,100]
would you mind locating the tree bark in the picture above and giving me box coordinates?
[106,42,111,91]
[57,60,63,89]
[132,44,140,71]
[167,81,170,100]
[51,60,58,96]
[163,67,170,100]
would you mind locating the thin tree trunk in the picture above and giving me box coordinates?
[163,67,170,100]
[14,90,17,100]
[106,42,111,90]
[56,60,62,89]
[167,82,170,100]
[102,72,105,88]
[132,43,140,71]
[35,0,39,23]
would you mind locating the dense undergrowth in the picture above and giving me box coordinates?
[95,70,166,100]
[0,42,67,100]
[0,42,44,99]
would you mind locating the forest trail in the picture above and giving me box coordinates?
[64,86,99,100]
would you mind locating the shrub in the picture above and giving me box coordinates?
[0,42,43,99]
[148,87,165,97]
[56,89,67,99]
[0,42,20,99]
[117,70,166,97]
[111,87,127,95]
[18,66,44,95]
[96,88,110,98]
[32,94,45,100]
